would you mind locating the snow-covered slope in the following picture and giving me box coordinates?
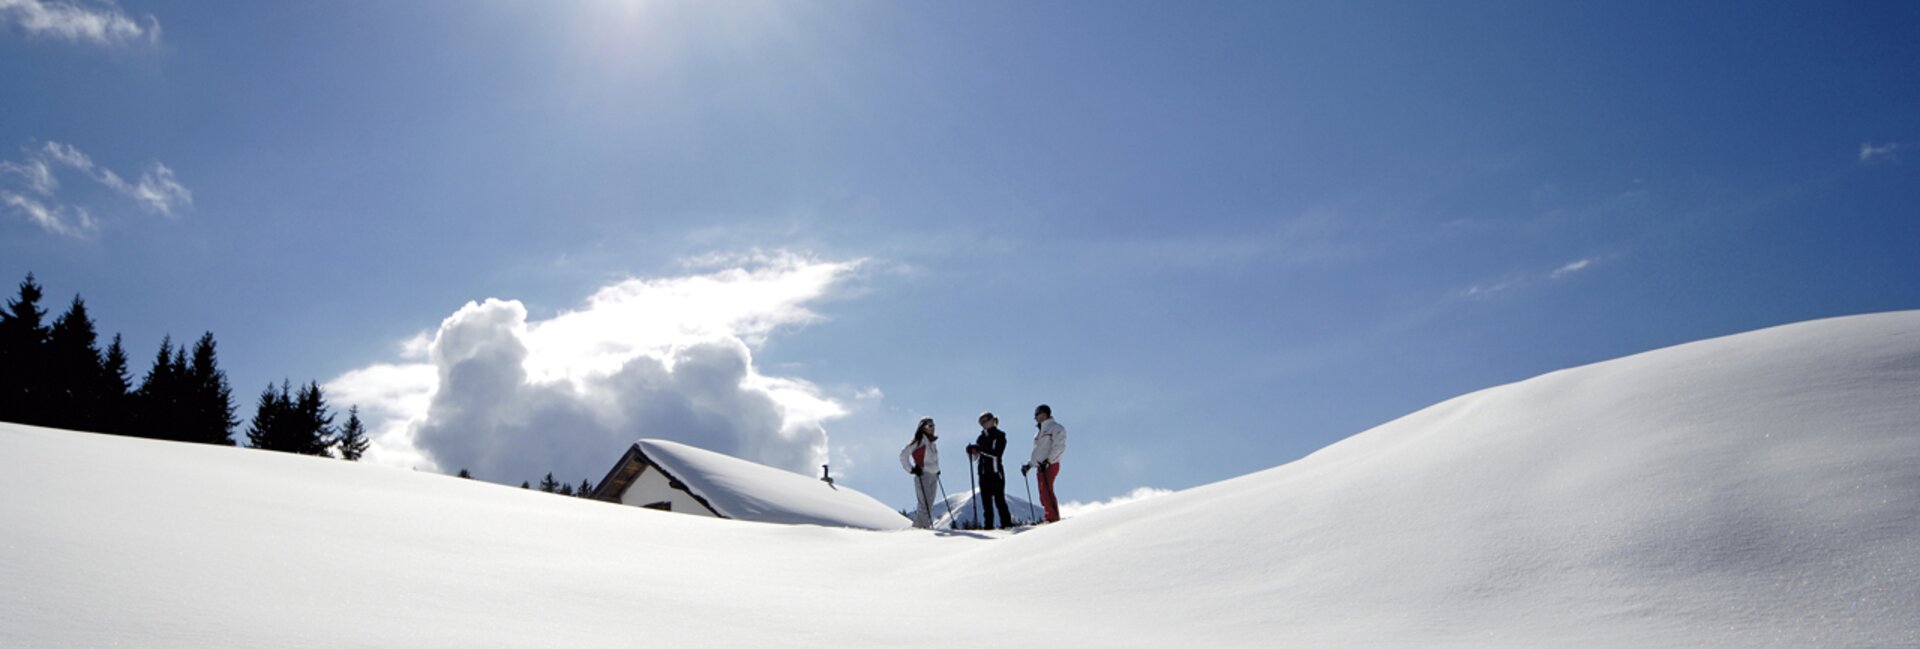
[3,312,1917,647]
[633,438,911,530]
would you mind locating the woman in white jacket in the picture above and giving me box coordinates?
[900,417,941,529]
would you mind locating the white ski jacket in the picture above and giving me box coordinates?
[1030,418,1065,468]
[900,434,939,475]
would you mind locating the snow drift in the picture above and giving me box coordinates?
[2,311,1916,647]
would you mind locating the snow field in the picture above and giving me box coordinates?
[4,311,1917,647]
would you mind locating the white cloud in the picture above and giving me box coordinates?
[1859,141,1901,164]
[1550,258,1593,280]
[1,190,96,237]
[1461,277,1521,299]
[1060,487,1173,519]
[1463,257,1604,300]
[0,158,57,195]
[0,140,191,236]
[326,254,870,486]
[125,163,191,217]
[0,0,158,46]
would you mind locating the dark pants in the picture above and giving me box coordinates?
[978,469,1012,529]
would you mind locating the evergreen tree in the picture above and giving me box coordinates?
[291,381,335,456]
[169,345,189,432]
[578,479,594,498]
[245,381,292,450]
[98,334,133,435]
[456,468,472,479]
[335,405,369,461]
[45,295,105,432]
[520,481,530,489]
[539,472,559,493]
[246,381,331,455]
[558,483,575,496]
[184,333,237,445]
[0,273,50,425]
[134,336,184,439]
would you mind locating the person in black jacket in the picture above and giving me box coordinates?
[967,411,1014,529]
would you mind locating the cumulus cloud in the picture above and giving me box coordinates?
[0,140,191,236]
[0,0,159,45]
[326,254,867,487]
[1060,487,1173,519]
[1859,141,1901,165]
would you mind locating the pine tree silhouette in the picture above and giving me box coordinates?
[291,382,334,456]
[246,381,332,455]
[185,333,237,445]
[135,336,186,439]
[335,406,369,461]
[45,296,104,432]
[99,334,133,435]
[245,381,293,450]
[0,274,50,425]
[539,473,559,493]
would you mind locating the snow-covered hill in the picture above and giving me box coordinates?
[3,312,1917,647]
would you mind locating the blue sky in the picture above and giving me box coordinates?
[4,1,1916,511]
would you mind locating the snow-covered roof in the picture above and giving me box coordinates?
[603,439,910,531]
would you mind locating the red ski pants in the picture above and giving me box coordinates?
[1038,461,1062,522]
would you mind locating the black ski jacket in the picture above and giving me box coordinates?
[973,427,1008,477]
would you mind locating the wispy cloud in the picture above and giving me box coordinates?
[0,191,96,237]
[0,140,191,237]
[0,0,159,46]
[1859,141,1902,165]
[1462,257,1604,300]
[1549,258,1593,280]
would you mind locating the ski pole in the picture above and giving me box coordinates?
[936,472,954,529]
[1022,468,1037,525]
[967,454,980,530]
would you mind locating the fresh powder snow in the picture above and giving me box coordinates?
[2,311,1916,647]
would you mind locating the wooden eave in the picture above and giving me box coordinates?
[589,443,725,519]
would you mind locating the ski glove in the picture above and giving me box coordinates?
[911,466,922,476]
[1020,463,1031,476]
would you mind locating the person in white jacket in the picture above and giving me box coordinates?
[1021,404,1066,523]
[900,417,941,529]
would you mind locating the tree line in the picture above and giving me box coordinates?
[6,273,607,495]
[456,468,597,499]
[0,273,368,459]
